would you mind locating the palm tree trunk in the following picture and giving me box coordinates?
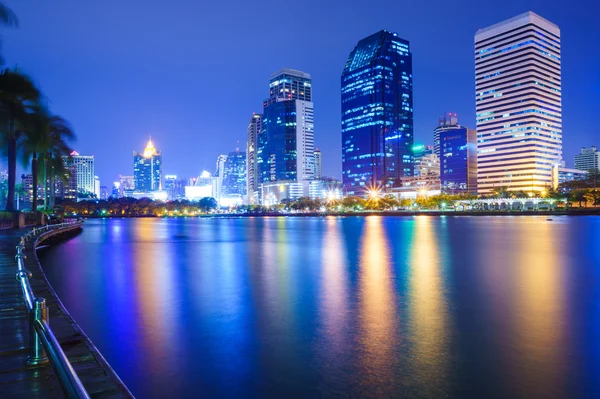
[32,152,38,211]
[43,153,48,210]
[6,120,16,211]
[50,166,56,208]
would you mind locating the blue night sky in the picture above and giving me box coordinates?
[4,0,599,184]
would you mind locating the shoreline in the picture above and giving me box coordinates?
[78,209,600,219]
[28,225,133,398]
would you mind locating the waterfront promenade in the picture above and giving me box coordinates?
[0,225,131,398]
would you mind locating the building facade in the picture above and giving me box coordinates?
[574,146,599,172]
[246,113,263,202]
[164,175,187,200]
[341,30,414,195]
[440,127,478,194]
[63,151,95,195]
[257,69,315,203]
[54,163,77,200]
[314,148,322,179]
[475,12,562,194]
[412,144,434,176]
[557,167,588,185]
[433,113,459,159]
[118,175,134,198]
[133,138,162,192]
[221,148,246,198]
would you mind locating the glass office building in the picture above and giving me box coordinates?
[341,30,413,195]
[258,69,315,187]
[222,148,247,197]
[133,138,162,192]
[440,127,478,194]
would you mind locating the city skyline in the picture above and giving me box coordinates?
[4,1,598,185]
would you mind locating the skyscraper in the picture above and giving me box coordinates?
[119,175,134,197]
[341,30,413,195]
[257,68,315,202]
[574,146,599,172]
[133,138,162,192]
[314,148,322,179]
[433,113,459,159]
[214,154,227,200]
[63,151,94,195]
[440,126,478,194]
[221,148,247,198]
[246,113,262,202]
[475,12,562,194]
[54,163,77,200]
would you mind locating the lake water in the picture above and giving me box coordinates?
[39,216,600,398]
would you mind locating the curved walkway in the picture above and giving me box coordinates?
[0,226,132,398]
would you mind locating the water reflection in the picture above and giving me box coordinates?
[38,217,600,398]
[511,220,567,396]
[320,217,349,346]
[408,216,449,395]
[131,219,177,373]
[358,216,397,393]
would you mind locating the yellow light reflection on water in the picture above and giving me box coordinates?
[358,216,397,388]
[132,219,177,370]
[512,219,566,395]
[407,216,449,392]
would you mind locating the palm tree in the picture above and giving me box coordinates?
[21,105,50,211]
[0,3,17,26]
[0,69,40,211]
[22,106,74,211]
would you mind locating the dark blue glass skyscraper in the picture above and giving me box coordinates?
[341,30,413,195]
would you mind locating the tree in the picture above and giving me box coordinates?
[21,106,74,211]
[198,197,217,212]
[0,69,40,210]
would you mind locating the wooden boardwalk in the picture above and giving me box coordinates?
[0,226,133,398]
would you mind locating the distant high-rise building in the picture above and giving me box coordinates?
[440,127,478,194]
[63,151,95,195]
[246,113,263,202]
[412,145,434,176]
[433,113,459,159]
[94,176,100,198]
[341,30,413,195]
[119,175,134,197]
[221,148,246,198]
[314,148,322,179]
[574,146,599,172]
[164,175,187,200]
[475,12,562,194]
[99,185,108,200]
[133,138,162,192]
[258,68,315,202]
[55,163,77,200]
[214,154,227,200]
[415,153,440,178]
[21,174,34,203]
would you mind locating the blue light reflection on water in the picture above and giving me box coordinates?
[39,216,600,398]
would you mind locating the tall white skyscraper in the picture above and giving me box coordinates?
[246,113,262,202]
[475,12,562,194]
[63,151,95,195]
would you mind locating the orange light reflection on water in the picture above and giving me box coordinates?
[407,216,449,393]
[358,216,397,390]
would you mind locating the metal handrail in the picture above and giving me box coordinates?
[16,221,90,399]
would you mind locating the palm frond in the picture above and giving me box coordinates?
[0,3,18,27]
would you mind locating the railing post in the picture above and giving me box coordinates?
[27,297,49,366]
